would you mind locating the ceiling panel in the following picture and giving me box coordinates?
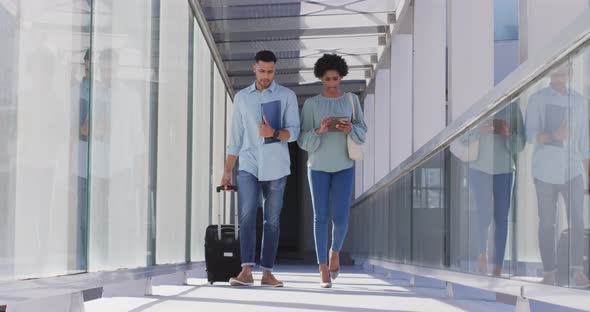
[203,0,396,20]
[218,35,385,57]
[209,13,392,34]
[200,0,397,95]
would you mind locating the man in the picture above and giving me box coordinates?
[222,50,300,287]
[525,62,590,287]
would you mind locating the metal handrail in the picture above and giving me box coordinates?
[353,9,590,207]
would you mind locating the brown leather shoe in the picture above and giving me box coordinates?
[229,271,254,286]
[261,273,284,287]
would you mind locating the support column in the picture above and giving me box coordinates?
[412,0,447,150]
[362,94,375,191]
[447,0,494,121]
[374,69,391,182]
[390,35,413,169]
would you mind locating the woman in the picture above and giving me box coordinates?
[298,54,367,288]
[465,102,524,277]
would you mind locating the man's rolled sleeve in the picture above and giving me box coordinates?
[283,90,300,142]
[227,96,244,156]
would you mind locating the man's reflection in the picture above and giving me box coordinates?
[525,63,589,287]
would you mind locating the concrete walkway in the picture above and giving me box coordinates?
[85,265,514,312]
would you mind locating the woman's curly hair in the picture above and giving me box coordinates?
[313,54,349,78]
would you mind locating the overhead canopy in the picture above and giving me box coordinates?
[200,0,397,99]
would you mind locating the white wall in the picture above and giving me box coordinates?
[374,69,391,182]
[447,0,494,121]
[362,94,375,191]
[389,35,413,170]
[520,0,590,61]
[155,0,189,265]
[412,0,447,149]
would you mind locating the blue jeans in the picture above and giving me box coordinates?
[469,169,514,267]
[237,171,287,271]
[308,167,354,264]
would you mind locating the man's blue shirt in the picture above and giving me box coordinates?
[228,81,300,181]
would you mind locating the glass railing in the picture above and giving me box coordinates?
[351,13,590,290]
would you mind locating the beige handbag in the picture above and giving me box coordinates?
[347,93,364,160]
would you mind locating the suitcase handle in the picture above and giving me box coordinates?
[216,185,238,192]
[216,185,239,241]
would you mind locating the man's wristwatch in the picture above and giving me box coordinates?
[273,129,280,140]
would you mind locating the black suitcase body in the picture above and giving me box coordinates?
[205,185,240,285]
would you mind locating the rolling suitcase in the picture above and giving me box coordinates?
[205,185,241,285]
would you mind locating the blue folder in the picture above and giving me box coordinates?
[261,100,282,144]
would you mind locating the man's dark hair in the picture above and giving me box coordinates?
[255,50,277,63]
[314,54,348,78]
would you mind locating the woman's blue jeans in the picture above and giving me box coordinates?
[308,167,354,265]
[469,169,514,267]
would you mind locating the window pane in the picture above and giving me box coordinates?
[565,45,590,289]
[155,0,190,265]
[0,0,91,280]
[211,66,226,226]
[88,0,153,271]
[190,22,212,262]
[512,58,586,287]
[412,153,445,268]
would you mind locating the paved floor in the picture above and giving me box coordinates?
[85,265,515,312]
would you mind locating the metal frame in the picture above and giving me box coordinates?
[188,0,235,97]
[353,9,590,206]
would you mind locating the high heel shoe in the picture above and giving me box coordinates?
[320,270,332,288]
[329,249,340,281]
[329,270,339,280]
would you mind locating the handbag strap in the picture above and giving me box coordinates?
[347,92,355,121]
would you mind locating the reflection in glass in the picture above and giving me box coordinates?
[412,154,445,268]
[190,20,213,262]
[466,103,524,277]
[524,61,589,287]
[0,0,90,280]
[89,0,152,270]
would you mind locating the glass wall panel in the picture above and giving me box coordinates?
[88,0,153,271]
[0,0,91,280]
[449,136,472,273]
[155,0,190,265]
[190,20,213,262]
[373,190,389,258]
[211,66,226,227]
[412,153,446,268]
[568,43,590,289]
[512,61,565,285]
[224,92,233,223]
[511,44,590,288]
